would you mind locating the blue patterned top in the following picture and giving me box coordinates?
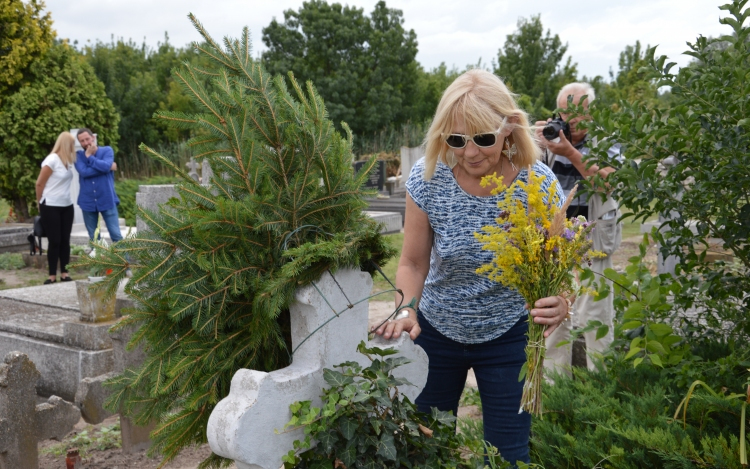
[406,158,564,344]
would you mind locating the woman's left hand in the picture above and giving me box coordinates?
[529,295,569,337]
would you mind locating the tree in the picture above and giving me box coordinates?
[0,43,119,220]
[80,16,394,467]
[412,63,461,124]
[599,41,659,107]
[262,0,419,135]
[82,35,199,158]
[586,0,750,336]
[0,0,54,97]
[494,15,577,119]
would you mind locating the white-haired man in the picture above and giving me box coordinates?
[535,82,622,375]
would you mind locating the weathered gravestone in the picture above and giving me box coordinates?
[207,268,428,469]
[353,160,386,192]
[0,352,81,469]
[399,146,423,183]
[186,158,200,181]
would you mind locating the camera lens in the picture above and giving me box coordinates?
[543,121,563,140]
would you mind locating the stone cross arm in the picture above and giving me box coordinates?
[207,268,428,469]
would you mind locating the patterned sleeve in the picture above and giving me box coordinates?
[405,157,429,213]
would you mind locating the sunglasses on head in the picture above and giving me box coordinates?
[444,119,507,149]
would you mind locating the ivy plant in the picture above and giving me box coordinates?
[282,342,510,469]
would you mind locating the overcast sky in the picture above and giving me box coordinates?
[45,0,728,79]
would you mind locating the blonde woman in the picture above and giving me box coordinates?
[372,69,569,466]
[35,132,76,284]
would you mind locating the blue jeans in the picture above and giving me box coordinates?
[82,206,122,243]
[414,311,531,466]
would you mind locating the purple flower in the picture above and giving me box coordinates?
[562,229,575,241]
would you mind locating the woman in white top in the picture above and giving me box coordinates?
[35,132,76,284]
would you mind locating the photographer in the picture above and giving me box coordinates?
[535,82,622,376]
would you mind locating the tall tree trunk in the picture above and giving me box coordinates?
[12,196,30,222]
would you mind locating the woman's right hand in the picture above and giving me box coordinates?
[371,308,421,341]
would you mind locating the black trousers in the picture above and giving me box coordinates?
[39,203,74,276]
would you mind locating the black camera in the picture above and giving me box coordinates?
[542,114,572,142]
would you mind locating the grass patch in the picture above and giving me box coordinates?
[0,253,25,270]
[372,232,403,294]
[41,421,121,458]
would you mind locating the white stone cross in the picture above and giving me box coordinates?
[207,268,428,469]
[186,158,200,181]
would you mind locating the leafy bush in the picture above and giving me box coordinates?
[585,0,750,336]
[284,342,508,469]
[0,252,25,270]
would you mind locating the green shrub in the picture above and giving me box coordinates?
[0,252,25,270]
[531,345,749,469]
[585,0,750,336]
[284,342,508,469]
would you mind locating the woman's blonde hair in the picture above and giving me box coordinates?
[51,132,76,166]
[423,69,540,180]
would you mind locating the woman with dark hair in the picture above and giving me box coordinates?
[35,132,76,284]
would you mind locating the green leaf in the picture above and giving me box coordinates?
[633,357,644,368]
[649,354,663,367]
[376,433,397,461]
[648,323,673,337]
[623,301,644,319]
[596,325,610,341]
[643,287,662,306]
[625,347,642,360]
[323,368,354,388]
[621,321,642,331]
[339,417,358,440]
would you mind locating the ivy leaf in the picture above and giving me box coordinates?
[431,408,457,426]
[317,429,339,454]
[324,368,354,388]
[376,433,397,461]
[339,417,358,440]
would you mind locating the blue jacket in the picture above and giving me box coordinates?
[75,146,119,212]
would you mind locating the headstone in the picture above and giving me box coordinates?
[353,160,386,192]
[110,323,155,453]
[75,372,116,424]
[0,352,82,469]
[202,160,213,185]
[135,185,179,233]
[399,146,424,182]
[0,352,39,469]
[186,158,200,181]
[207,268,428,469]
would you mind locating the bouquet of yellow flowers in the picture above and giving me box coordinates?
[475,171,602,416]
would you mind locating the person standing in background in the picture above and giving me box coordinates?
[535,83,622,375]
[75,128,122,243]
[35,132,76,284]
